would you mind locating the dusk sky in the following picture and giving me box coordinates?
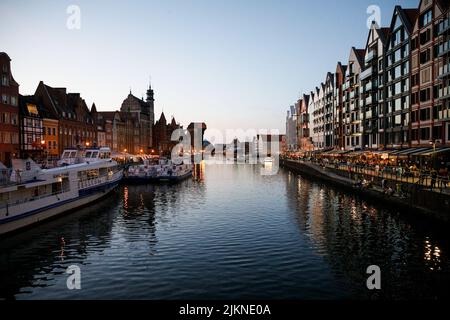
[1,0,418,141]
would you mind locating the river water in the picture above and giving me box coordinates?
[0,163,448,299]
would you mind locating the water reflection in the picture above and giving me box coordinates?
[0,165,448,299]
[284,168,450,299]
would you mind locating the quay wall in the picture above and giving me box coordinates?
[280,159,450,223]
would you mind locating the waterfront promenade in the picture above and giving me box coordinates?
[282,157,450,195]
[280,158,450,222]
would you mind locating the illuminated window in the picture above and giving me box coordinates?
[26,103,39,116]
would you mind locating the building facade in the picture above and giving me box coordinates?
[410,0,450,148]
[334,62,347,150]
[384,7,417,149]
[120,87,154,154]
[343,47,365,150]
[324,72,335,149]
[0,52,20,166]
[361,23,390,149]
[35,82,97,152]
[153,112,182,156]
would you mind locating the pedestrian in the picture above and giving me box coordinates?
[431,169,437,190]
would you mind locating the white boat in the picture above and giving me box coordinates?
[0,147,123,236]
[124,158,192,183]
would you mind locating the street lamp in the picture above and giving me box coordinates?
[85,142,90,147]
[429,140,437,169]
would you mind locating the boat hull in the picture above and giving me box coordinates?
[0,180,120,236]
[123,170,193,184]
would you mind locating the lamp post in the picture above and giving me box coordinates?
[429,140,437,170]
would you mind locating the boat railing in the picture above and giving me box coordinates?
[0,169,12,186]
[78,170,122,189]
[0,188,71,211]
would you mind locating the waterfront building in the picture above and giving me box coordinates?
[334,62,347,150]
[295,97,303,150]
[0,52,20,166]
[299,94,313,151]
[324,72,335,149]
[91,104,107,148]
[18,95,44,160]
[360,23,390,149]
[384,6,418,149]
[410,0,450,148]
[119,86,154,154]
[95,111,126,152]
[286,105,298,151]
[34,82,97,151]
[343,47,365,150]
[312,85,325,150]
[42,117,59,159]
[308,92,316,150]
[153,112,182,156]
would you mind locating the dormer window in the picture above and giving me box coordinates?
[2,64,7,72]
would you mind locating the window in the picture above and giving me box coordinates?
[11,96,17,106]
[47,127,51,135]
[2,113,10,124]
[433,126,442,140]
[411,110,418,123]
[420,108,431,121]
[2,64,7,72]
[26,103,39,116]
[43,127,46,135]
[420,29,431,45]
[433,105,442,119]
[52,128,56,136]
[1,75,8,86]
[420,10,432,28]
[420,127,430,140]
[420,49,431,64]
[2,94,9,104]
[10,114,18,125]
[420,88,431,102]
[412,73,420,86]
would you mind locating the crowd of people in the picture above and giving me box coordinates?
[282,151,450,195]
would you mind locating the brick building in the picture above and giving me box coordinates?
[0,52,20,166]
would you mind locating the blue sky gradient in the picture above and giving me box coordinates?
[0,0,418,140]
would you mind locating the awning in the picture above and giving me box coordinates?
[347,150,369,157]
[389,148,430,156]
[413,147,450,157]
[371,150,395,155]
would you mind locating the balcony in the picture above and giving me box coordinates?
[438,63,450,79]
[365,51,376,64]
[438,17,450,36]
[438,40,450,57]
[439,109,450,120]
[360,67,373,81]
[438,85,450,100]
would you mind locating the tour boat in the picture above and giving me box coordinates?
[124,158,192,183]
[0,147,123,236]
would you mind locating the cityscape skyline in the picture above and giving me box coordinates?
[1,0,418,141]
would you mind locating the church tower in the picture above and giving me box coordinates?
[146,82,155,124]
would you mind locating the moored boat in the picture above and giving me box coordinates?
[0,147,123,236]
[124,158,192,183]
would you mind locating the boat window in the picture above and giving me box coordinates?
[70,151,77,158]
[91,151,99,158]
[85,151,92,158]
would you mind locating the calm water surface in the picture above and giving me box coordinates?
[0,163,449,299]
